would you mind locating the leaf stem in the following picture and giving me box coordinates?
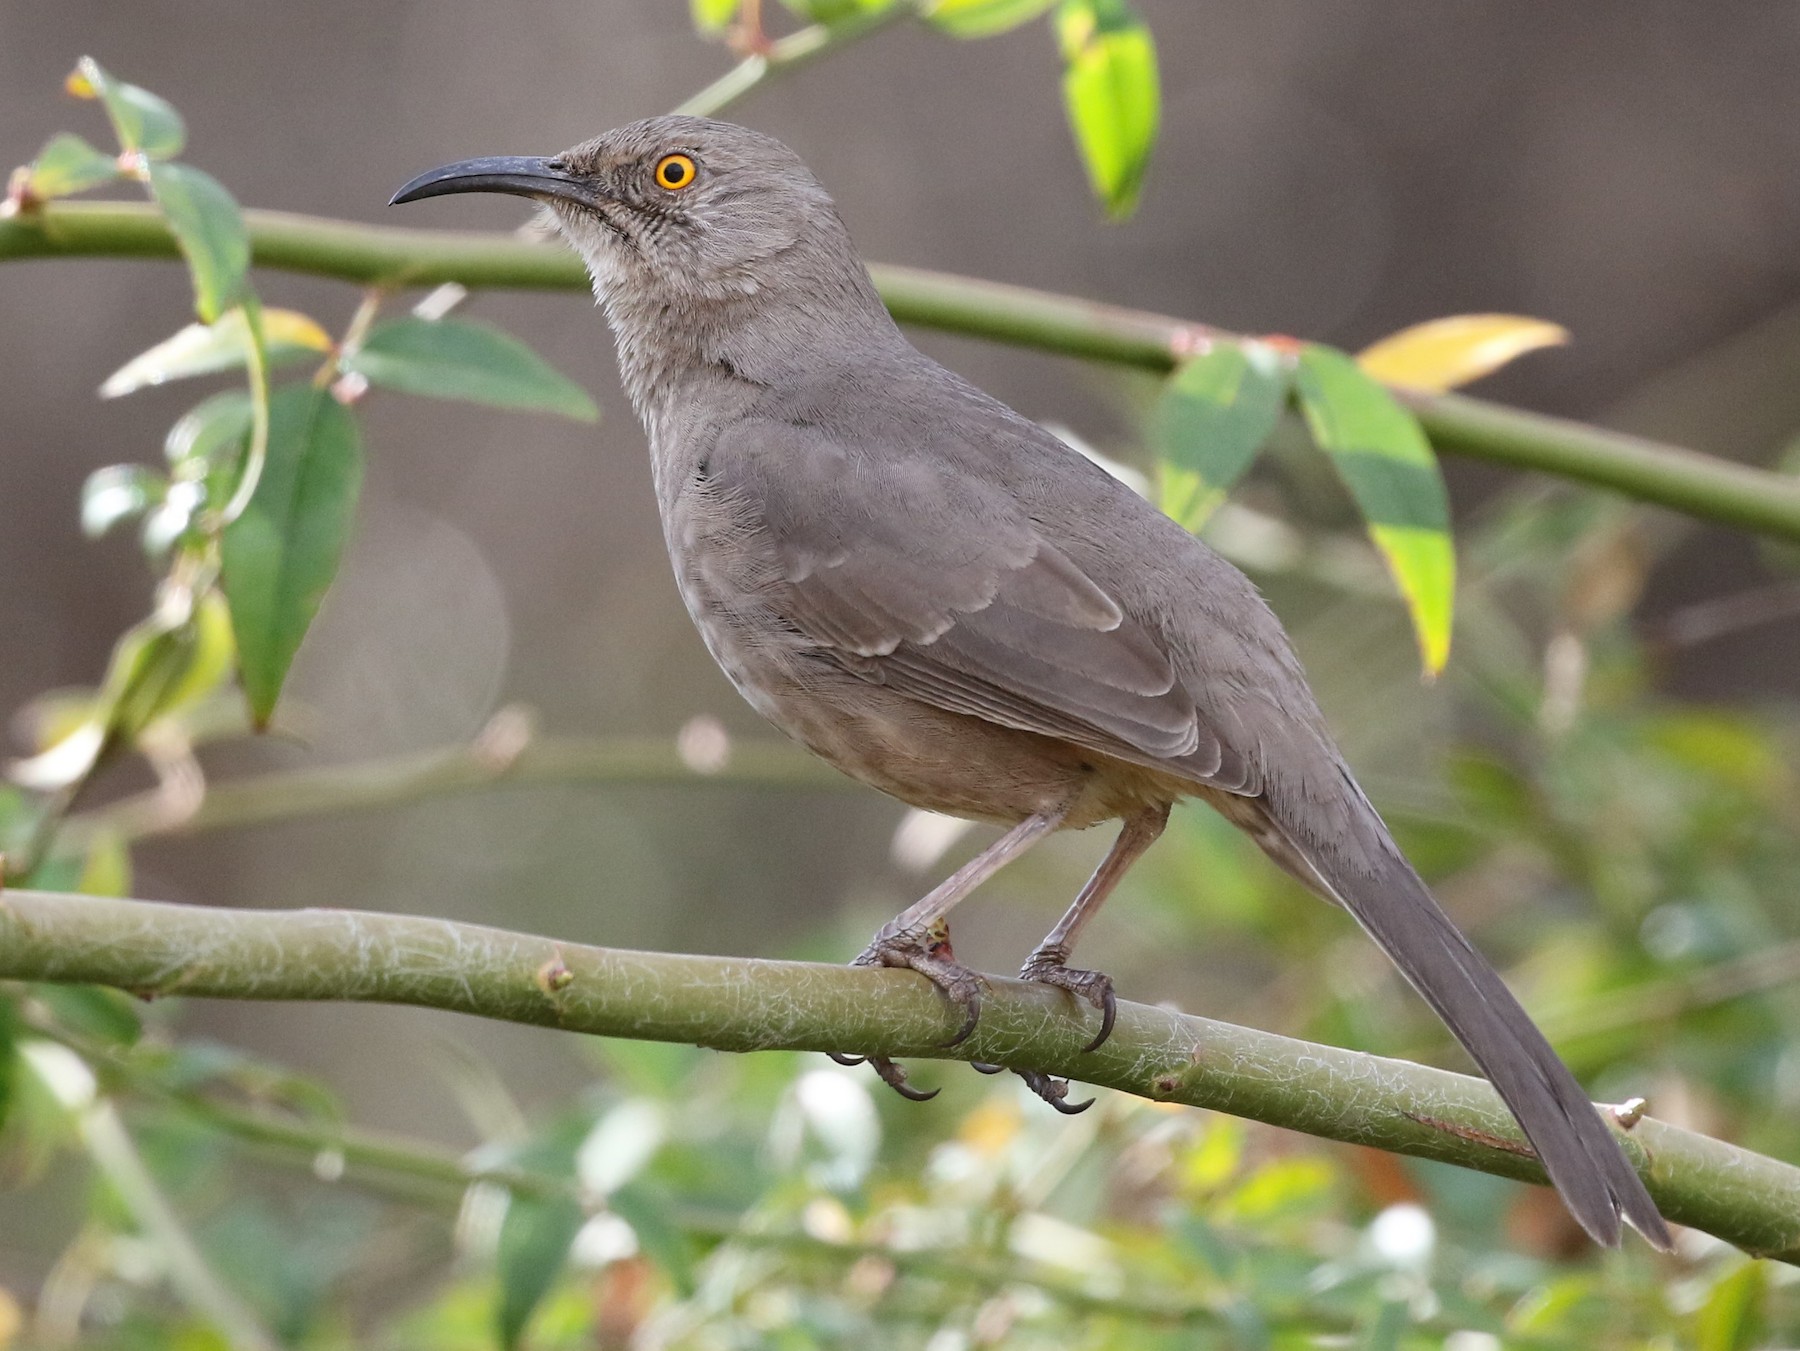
[675,7,907,119]
[218,294,270,527]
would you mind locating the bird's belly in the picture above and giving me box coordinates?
[682,601,1171,828]
[755,669,1103,824]
[663,508,1175,828]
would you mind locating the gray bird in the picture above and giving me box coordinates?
[393,116,1670,1249]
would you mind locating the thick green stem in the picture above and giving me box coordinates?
[3,889,1796,1262]
[6,202,1800,542]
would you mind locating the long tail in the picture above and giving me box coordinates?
[1272,816,1671,1249]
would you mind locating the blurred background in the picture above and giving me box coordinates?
[4,2,1800,1343]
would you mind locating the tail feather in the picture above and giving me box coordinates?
[1279,825,1671,1249]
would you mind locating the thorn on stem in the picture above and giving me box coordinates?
[535,954,574,995]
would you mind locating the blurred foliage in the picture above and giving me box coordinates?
[6,478,1800,1347]
[5,12,1800,1351]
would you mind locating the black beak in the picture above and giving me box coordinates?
[389,156,599,208]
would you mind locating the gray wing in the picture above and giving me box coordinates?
[706,418,1255,791]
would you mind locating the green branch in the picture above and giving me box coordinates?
[3,889,1797,1261]
[66,732,841,845]
[6,202,1800,543]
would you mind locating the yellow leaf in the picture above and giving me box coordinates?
[1356,314,1569,393]
[151,589,238,721]
[261,307,334,352]
[1368,524,1456,677]
[958,1096,1023,1157]
[1294,345,1456,677]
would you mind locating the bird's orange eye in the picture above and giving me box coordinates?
[654,153,696,191]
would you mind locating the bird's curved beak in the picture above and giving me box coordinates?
[389,156,600,208]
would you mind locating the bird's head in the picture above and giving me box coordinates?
[392,115,864,310]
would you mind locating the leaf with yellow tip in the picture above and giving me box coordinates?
[25,133,120,200]
[1295,344,1456,677]
[1055,0,1159,218]
[690,0,738,32]
[100,308,330,398]
[1356,314,1569,394]
[66,57,185,160]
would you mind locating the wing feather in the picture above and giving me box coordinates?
[710,419,1239,786]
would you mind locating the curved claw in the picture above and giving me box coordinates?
[835,919,984,1103]
[940,996,982,1050]
[1021,958,1116,1055]
[970,1061,1006,1075]
[1080,984,1118,1054]
[1016,1069,1093,1114]
[871,1055,939,1102]
[826,1051,867,1067]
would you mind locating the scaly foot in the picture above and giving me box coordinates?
[1019,948,1117,1053]
[970,1059,1093,1113]
[834,917,987,1101]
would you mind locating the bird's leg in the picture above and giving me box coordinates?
[1021,802,1169,1053]
[838,803,1070,1100]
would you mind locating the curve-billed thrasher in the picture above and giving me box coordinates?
[393,116,1669,1248]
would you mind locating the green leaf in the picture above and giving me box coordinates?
[100,308,331,399]
[342,317,598,421]
[1055,0,1159,218]
[609,1180,697,1294]
[146,161,250,323]
[926,0,1057,38]
[1154,340,1287,529]
[104,614,217,741]
[776,0,894,20]
[144,590,237,724]
[495,1191,585,1351]
[81,464,164,538]
[33,985,142,1048]
[690,0,739,31]
[1295,343,1456,676]
[68,57,186,159]
[1357,1298,1410,1351]
[26,132,120,200]
[166,389,256,469]
[1695,1261,1767,1351]
[221,385,364,726]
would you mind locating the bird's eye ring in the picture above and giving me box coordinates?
[654,153,697,191]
